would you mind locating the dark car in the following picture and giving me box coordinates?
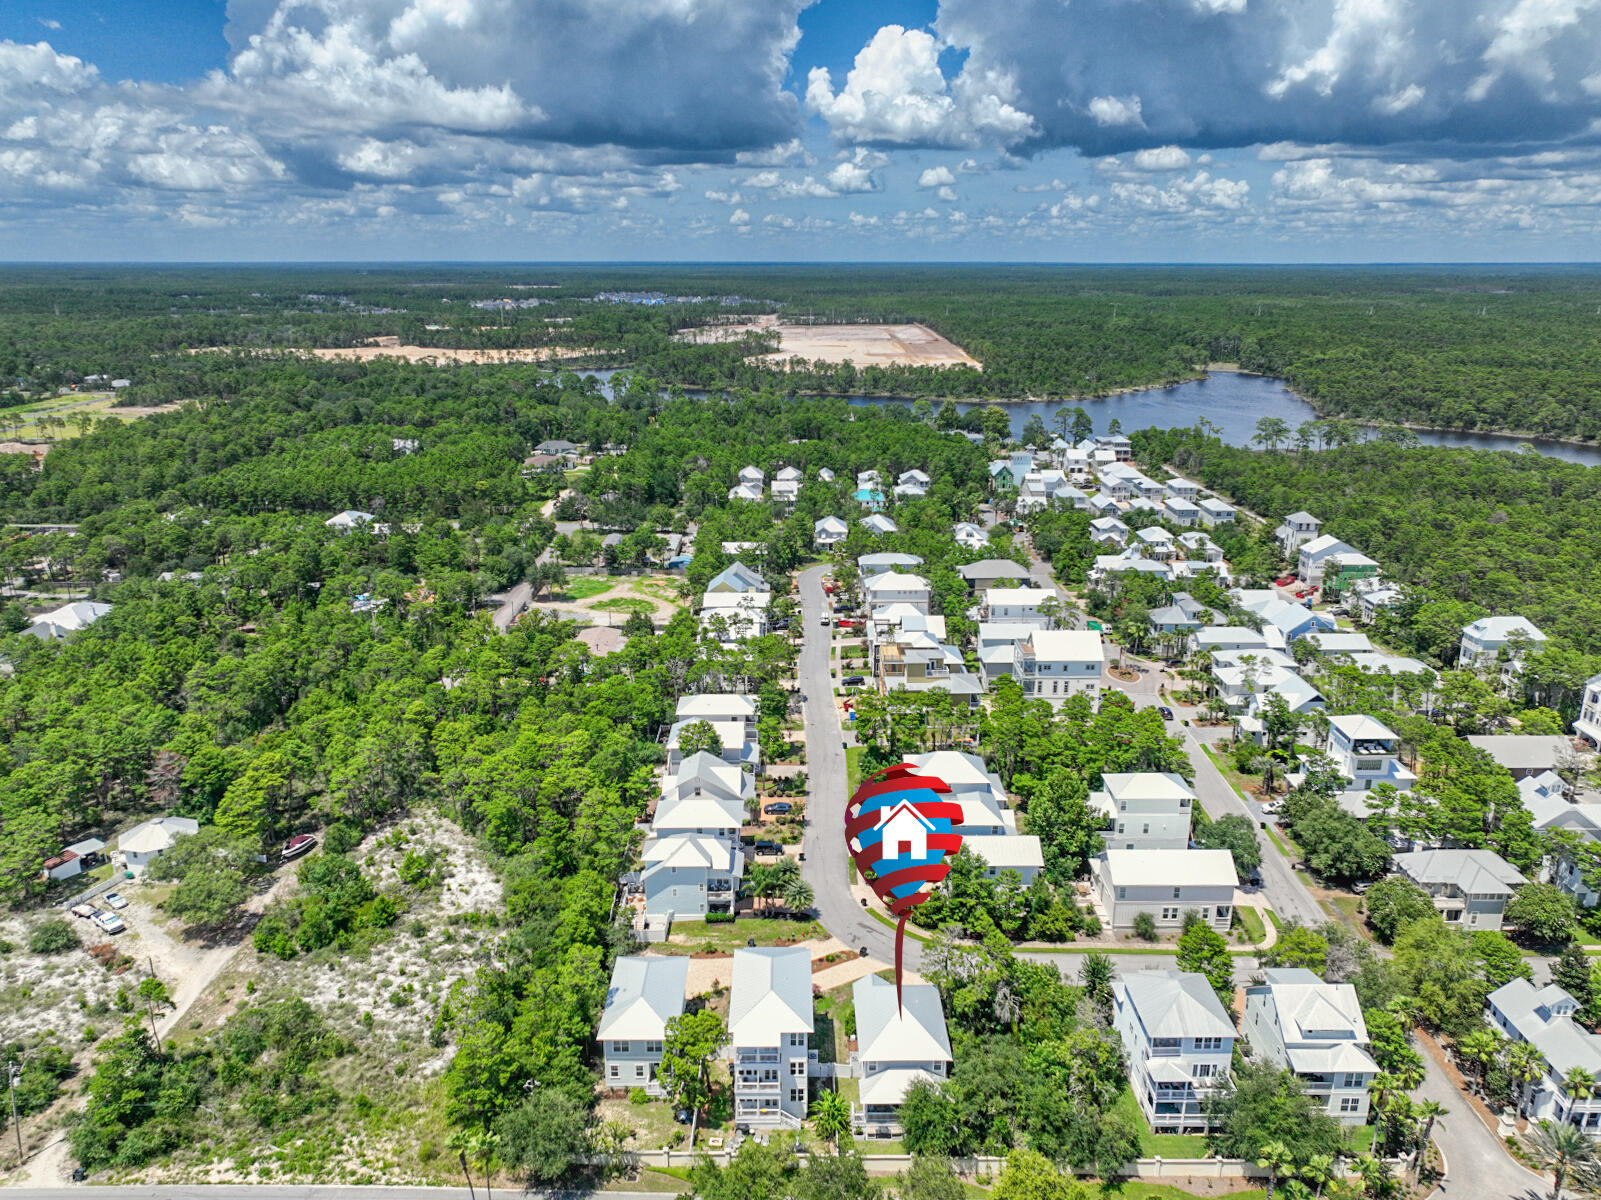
[764,802,793,816]
[842,674,865,686]
[1158,705,1174,719]
[753,841,781,856]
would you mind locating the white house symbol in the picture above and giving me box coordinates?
[876,802,936,861]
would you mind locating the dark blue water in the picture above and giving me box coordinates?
[569,368,1601,467]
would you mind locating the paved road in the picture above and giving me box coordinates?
[1418,1050,1547,1200]
[1182,728,1326,928]
[1023,950,1262,987]
[488,582,532,631]
[795,565,912,969]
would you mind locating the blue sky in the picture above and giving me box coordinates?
[4,0,1601,261]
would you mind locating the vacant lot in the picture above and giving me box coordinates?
[680,317,981,370]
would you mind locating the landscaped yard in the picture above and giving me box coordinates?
[1233,905,1266,944]
[592,596,655,613]
[1112,1087,1211,1158]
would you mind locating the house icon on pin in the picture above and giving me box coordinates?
[876,801,936,861]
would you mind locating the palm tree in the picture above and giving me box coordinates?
[1527,1119,1596,1200]
[1413,1100,1447,1180]
[1457,1028,1500,1084]
[1350,1154,1391,1199]
[1394,1061,1425,1092]
[1367,1072,1401,1114]
[782,877,814,914]
[810,1089,852,1151]
[1507,1040,1547,1104]
[1299,1153,1337,1200]
[1257,1139,1296,1200]
[1565,1067,1598,1107]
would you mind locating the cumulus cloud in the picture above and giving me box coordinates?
[804,24,1034,148]
[917,165,956,187]
[824,147,887,193]
[921,0,1601,156]
[729,207,751,226]
[1131,145,1191,170]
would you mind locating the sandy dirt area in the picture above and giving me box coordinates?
[190,339,586,365]
[667,936,909,999]
[679,316,981,370]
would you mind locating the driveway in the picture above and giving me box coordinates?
[795,565,913,969]
[1418,1048,1547,1200]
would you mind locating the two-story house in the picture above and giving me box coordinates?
[599,956,690,1096]
[640,833,743,920]
[1092,772,1195,851]
[677,694,758,737]
[706,561,766,595]
[1574,673,1601,750]
[1274,511,1322,554]
[1016,629,1103,705]
[957,559,1029,594]
[1089,516,1131,548]
[904,751,1017,837]
[1149,592,1214,639]
[853,975,953,1137]
[863,572,933,614]
[1296,535,1361,587]
[1393,849,1527,930]
[953,522,987,551]
[1488,979,1601,1132]
[860,513,897,535]
[858,552,924,578]
[1196,497,1237,527]
[1163,496,1200,527]
[1243,968,1379,1125]
[1091,849,1236,932]
[1114,970,1236,1133]
[1460,615,1549,671]
[814,516,849,550]
[981,586,1055,626]
[1325,714,1418,793]
[730,947,814,1127]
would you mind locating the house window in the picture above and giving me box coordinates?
[1341,1073,1364,1089]
[1117,887,1127,900]
[1216,905,1231,920]
[790,1088,807,1103]
[1161,907,1179,920]
[1193,1063,1217,1078]
[1172,888,1182,900]
[1117,823,1125,834]
[609,1066,620,1079]
[646,1041,663,1054]
[1179,798,1190,808]
[610,1041,629,1053]
[1340,1097,1362,1114]
[636,1065,646,1079]
[1142,824,1150,835]
[791,1059,807,1076]
[1194,1037,1224,1051]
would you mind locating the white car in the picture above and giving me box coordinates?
[818,615,832,627]
[93,911,126,934]
[1260,801,1283,816]
[102,892,129,909]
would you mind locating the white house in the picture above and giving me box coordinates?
[42,837,106,882]
[599,956,690,1096]
[981,586,1055,626]
[1091,849,1236,932]
[957,559,1029,593]
[665,718,758,771]
[1488,979,1601,1132]
[1243,968,1379,1126]
[1577,674,1601,750]
[859,552,924,577]
[1393,849,1527,931]
[1297,535,1360,587]
[1114,970,1236,1133]
[698,593,771,642]
[961,835,1045,883]
[1016,629,1103,705]
[1177,532,1224,562]
[772,476,801,506]
[728,481,765,503]
[640,834,743,919]
[326,509,376,532]
[862,572,934,614]
[775,466,802,484]
[21,599,113,641]
[1275,511,1322,554]
[1196,497,1237,527]
[1190,627,1273,656]
[706,561,766,594]
[1163,496,1200,527]
[739,466,766,485]
[1460,616,1549,670]
[677,693,758,733]
[1092,772,1195,852]
[853,974,952,1136]
[1165,478,1200,500]
[730,947,814,1127]
[818,467,836,483]
[814,516,849,549]
[659,750,753,819]
[860,514,898,536]
[904,751,1016,838]
[1090,517,1131,547]
[953,522,987,551]
[1325,714,1417,793]
[118,816,199,875]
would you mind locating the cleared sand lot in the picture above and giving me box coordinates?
[191,337,586,365]
[681,316,981,369]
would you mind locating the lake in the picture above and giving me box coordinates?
[571,368,1601,467]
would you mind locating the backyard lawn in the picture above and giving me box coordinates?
[653,917,826,954]
[1233,905,1266,944]
[1112,1088,1211,1158]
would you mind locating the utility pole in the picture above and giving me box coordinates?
[7,1060,22,1164]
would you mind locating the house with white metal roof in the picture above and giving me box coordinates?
[980,586,1055,626]
[599,956,690,1096]
[1092,772,1195,852]
[1460,615,1548,670]
[665,718,758,772]
[1089,516,1131,547]
[860,514,898,536]
[814,516,848,550]
[1091,849,1236,932]
[953,521,987,551]
[1488,978,1601,1131]
[1015,629,1103,705]
[21,599,113,641]
[640,834,743,919]
[1196,496,1236,527]
[852,974,952,1136]
[730,947,815,1127]
[858,552,924,577]
[962,835,1045,883]
[1274,511,1322,554]
[1244,968,1379,1125]
[1114,970,1236,1133]
[1394,849,1527,930]
[119,816,199,875]
[862,572,933,615]
[1574,673,1601,750]
[1326,714,1417,793]
[706,561,766,595]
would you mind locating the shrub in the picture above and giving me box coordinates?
[1132,912,1159,941]
[704,912,736,924]
[628,1088,650,1105]
[28,917,79,955]
[1077,907,1102,937]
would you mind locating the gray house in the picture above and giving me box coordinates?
[1393,849,1527,931]
[599,956,690,1095]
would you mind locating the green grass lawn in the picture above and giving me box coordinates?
[557,576,613,600]
[1111,1087,1211,1158]
[591,596,654,613]
[846,745,864,792]
[1233,905,1266,944]
[654,917,826,954]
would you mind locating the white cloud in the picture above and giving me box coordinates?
[729,207,750,226]
[824,147,886,193]
[1088,95,1144,128]
[735,138,813,168]
[38,18,61,31]
[1131,145,1191,170]
[805,24,1035,148]
[917,165,956,187]
[937,184,958,201]
[743,170,837,198]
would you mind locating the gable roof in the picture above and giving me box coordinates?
[854,975,952,1064]
[706,561,766,593]
[1464,615,1547,643]
[1102,772,1196,804]
[958,558,1029,582]
[1098,848,1235,888]
[1394,848,1526,894]
[730,947,814,1043]
[597,955,690,1040]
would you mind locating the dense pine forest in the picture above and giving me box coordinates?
[5,265,1601,439]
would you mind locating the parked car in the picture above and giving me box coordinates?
[818,615,832,627]
[1352,879,1374,895]
[1158,705,1174,720]
[102,892,129,910]
[764,802,793,816]
[70,903,97,919]
[93,911,126,934]
[1260,800,1283,816]
[752,841,781,856]
[281,833,318,862]
[842,674,865,686]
